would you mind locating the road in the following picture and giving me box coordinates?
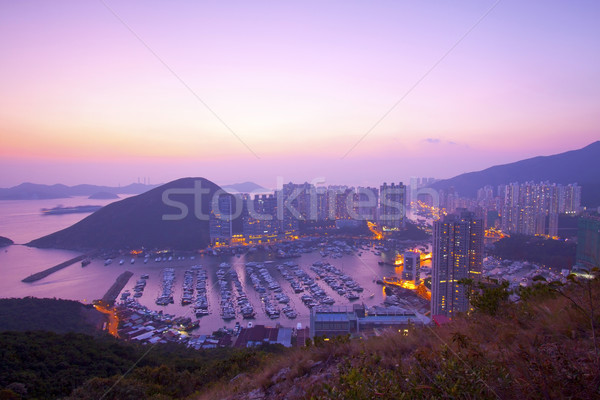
[94,302,119,337]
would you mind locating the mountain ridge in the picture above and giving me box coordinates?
[0,182,159,200]
[429,141,600,206]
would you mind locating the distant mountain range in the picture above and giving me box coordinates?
[221,181,269,193]
[0,181,269,200]
[0,182,158,200]
[28,177,240,251]
[429,141,600,207]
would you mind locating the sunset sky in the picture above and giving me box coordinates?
[1,1,599,189]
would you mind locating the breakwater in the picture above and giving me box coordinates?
[22,254,88,283]
[101,271,134,306]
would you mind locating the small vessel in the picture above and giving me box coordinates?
[41,205,102,215]
[81,258,91,267]
[119,259,124,265]
[104,259,112,266]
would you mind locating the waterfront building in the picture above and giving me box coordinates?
[310,304,424,338]
[402,250,421,284]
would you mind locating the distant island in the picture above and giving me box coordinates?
[0,182,158,200]
[221,181,269,193]
[0,236,13,247]
[89,191,119,199]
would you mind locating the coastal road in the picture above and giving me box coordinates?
[94,303,119,337]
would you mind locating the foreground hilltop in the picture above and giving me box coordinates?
[3,274,597,399]
[27,177,235,251]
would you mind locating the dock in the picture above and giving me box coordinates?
[100,271,134,306]
[22,254,91,283]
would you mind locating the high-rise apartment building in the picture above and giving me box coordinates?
[379,182,405,230]
[402,250,421,283]
[209,195,233,245]
[499,181,581,236]
[431,209,483,318]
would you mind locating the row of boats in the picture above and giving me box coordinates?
[192,266,210,317]
[216,263,257,320]
[276,261,334,308]
[121,274,149,300]
[245,262,298,319]
[155,268,175,306]
[310,261,363,301]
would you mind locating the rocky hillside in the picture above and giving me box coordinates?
[199,275,600,400]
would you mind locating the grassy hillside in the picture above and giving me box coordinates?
[202,275,600,399]
[3,276,600,399]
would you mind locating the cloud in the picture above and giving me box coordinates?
[422,138,469,148]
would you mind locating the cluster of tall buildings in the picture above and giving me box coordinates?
[209,182,406,245]
[431,209,483,318]
[498,182,581,236]
[436,181,582,237]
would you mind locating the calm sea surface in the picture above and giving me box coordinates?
[0,197,428,334]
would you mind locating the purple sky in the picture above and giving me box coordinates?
[1,1,599,189]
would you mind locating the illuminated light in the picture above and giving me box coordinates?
[367,221,383,240]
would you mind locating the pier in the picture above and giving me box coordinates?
[22,254,91,283]
[100,271,134,306]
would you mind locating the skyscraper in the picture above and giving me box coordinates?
[209,195,233,245]
[379,182,405,230]
[431,209,483,318]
